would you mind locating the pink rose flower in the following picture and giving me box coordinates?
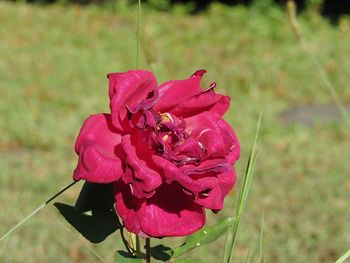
[73,70,240,237]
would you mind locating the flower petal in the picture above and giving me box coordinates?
[151,155,180,183]
[169,89,231,119]
[73,114,123,183]
[155,156,232,203]
[140,183,206,237]
[121,133,162,198]
[217,119,240,164]
[108,70,158,129]
[185,111,226,159]
[114,181,144,236]
[115,181,206,237]
[195,170,236,210]
[154,70,206,113]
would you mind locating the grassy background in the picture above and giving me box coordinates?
[1,1,350,262]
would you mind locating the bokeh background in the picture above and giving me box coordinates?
[1,0,350,262]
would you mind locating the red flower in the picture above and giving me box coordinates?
[73,70,240,237]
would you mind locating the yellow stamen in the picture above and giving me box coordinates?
[160,112,173,123]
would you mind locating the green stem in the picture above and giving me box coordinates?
[136,235,141,255]
[136,0,141,69]
[120,227,134,254]
[335,249,350,263]
[145,238,151,263]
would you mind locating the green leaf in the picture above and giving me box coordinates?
[175,259,205,263]
[115,251,142,263]
[150,245,173,261]
[173,217,235,258]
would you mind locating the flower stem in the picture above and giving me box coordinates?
[120,227,134,254]
[136,0,141,69]
[136,235,141,255]
[145,238,151,263]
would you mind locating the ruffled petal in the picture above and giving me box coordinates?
[140,183,206,237]
[114,180,144,236]
[107,70,158,129]
[154,70,206,113]
[73,114,123,183]
[155,156,233,207]
[195,170,236,210]
[115,181,206,237]
[153,156,215,193]
[185,111,226,159]
[151,155,180,183]
[121,134,162,198]
[217,119,240,164]
[169,89,231,119]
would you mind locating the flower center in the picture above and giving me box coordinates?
[129,91,207,167]
[160,112,173,123]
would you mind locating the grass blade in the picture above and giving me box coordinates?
[243,243,253,263]
[226,111,262,263]
[0,203,45,243]
[335,249,350,263]
[0,180,79,243]
[50,212,108,263]
[136,0,141,69]
[286,0,350,128]
[221,231,230,263]
[258,213,265,263]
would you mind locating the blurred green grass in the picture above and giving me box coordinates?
[1,1,350,262]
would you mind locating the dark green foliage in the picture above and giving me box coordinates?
[55,202,120,243]
[173,217,235,258]
[74,182,115,213]
[5,0,350,20]
[175,259,205,263]
[115,251,142,262]
[54,182,120,243]
[150,245,173,261]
